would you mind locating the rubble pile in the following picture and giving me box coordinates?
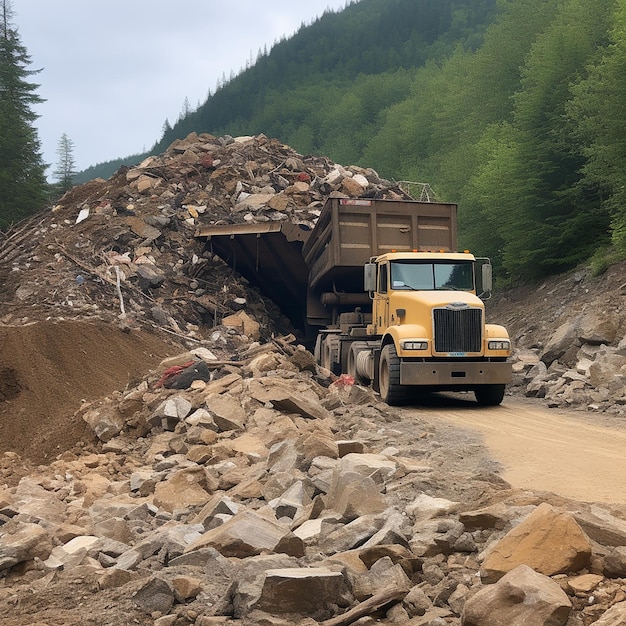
[1,335,626,626]
[502,267,626,413]
[1,131,623,412]
[0,132,410,339]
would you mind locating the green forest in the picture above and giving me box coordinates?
[6,0,626,285]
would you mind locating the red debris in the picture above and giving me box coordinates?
[154,361,195,388]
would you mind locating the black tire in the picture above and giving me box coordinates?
[379,343,409,405]
[474,384,506,406]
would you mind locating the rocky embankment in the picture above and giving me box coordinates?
[494,264,626,413]
[0,133,626,625]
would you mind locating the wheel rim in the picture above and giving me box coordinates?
[346,349,356,378]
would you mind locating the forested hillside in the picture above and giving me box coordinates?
[81,0,626,285]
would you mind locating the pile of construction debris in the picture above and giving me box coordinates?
[2,131,624,413]
[0,132,412,339]
[496,265,626,413]
[2,331,626,626]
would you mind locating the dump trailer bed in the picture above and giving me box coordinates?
[196,197,458,330]
[302,198,458,326]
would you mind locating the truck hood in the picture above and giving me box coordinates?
[386,290,485,330]
[391,289,484,310]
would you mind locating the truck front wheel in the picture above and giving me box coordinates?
[474,384,506,406]
[379,343,409,405]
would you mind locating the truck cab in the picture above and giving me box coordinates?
[358,251,512,405]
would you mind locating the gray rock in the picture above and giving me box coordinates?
[132,576,175,615]
[253,567,350,615]
[325,469,387,521]
[184,510,305,558]
[593,601,626,625]
[541,319,580,367]
[604,546,626,577]
[0,521,52,572]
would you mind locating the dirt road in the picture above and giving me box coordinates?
[408,395,626,506]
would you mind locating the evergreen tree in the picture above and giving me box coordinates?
[493,0,615,278]
[52,133,77,194]
[569,0,626,252]
[0,0,47,229]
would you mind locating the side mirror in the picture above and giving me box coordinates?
[482,263,493,293]
[364,263,377,292]
[476,258,493,299]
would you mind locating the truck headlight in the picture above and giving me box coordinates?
[488,340,511,351]
[401,340,428,350]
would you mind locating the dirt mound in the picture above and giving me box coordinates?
[0,320,180,467]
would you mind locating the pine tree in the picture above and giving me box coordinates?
[0,0,47,229]
[52,133,77,194]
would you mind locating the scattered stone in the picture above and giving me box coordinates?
[132,576,176,615]
[185,510,305,558]
[1,131,626,626]
[253,567,350,615]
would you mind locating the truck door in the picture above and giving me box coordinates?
[373,262,390,332]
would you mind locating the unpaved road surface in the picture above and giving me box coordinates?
[408,395,626,506]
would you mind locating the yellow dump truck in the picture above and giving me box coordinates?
[197,197,512,406]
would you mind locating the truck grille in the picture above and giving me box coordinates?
[433,307,482,353]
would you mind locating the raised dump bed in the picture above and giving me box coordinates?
[195,220,312,329]
[196,198,457,329]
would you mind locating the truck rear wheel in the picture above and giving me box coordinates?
[379,343,409,405]
[474,384,505,406]
[346,343,370,385]
[315,335,334,372]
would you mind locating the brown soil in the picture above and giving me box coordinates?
[0,320,181,468]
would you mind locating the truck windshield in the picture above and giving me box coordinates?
[390,261,474,291]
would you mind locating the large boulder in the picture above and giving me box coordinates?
[462,564,571,626]
[480,503,592,583]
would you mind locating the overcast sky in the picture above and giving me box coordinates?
[12,1,351,175]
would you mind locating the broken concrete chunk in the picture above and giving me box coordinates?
[153,467,213,513]
[0,521,53,572]
[253,567,350,615]
[352,556,412,601]
[270,390,331,420]
[205,394,247,431]
[184,510,305,558]
[406,493,459,521]
[326,469,387,521]
[132,576,175,615]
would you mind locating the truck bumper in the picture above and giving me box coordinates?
[400,360,512,386]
